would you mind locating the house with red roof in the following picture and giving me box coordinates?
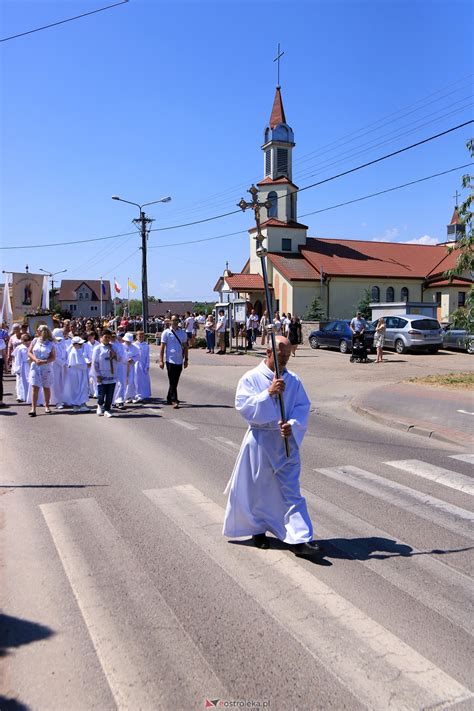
[58,280,112,317]
[214,87,471,323]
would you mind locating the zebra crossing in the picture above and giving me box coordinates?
[36,444,474,710]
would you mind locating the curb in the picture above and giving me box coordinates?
[351,402,471,447]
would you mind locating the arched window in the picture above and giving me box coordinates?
[401,287,409,302]
[386,286,394,302]
[267,191,278,218]
[371,286,380,303]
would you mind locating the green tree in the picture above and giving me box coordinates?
[304,296,324,320]
[357,289,372,320]
[444,138,473,332]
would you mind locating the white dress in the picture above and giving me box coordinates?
[112,342,127,404]
[83,340,99,397]
[51,339,68,406]
[124,343,140,400]
[223,360,313,545]
[134,341,151,399]
[12,344,30,401]
[63,346,89,406]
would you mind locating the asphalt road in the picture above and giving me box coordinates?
[1,348,473,711]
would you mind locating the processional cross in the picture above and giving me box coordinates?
[238,185,290,457]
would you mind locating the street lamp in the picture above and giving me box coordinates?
[111,195,171,330]
[40,268,67,311]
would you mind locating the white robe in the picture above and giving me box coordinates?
[63,346,89,406]
[124,343,140,400]
[112,342,127,404]
[51,339,68,405]
[83,340,99,396]
[12,344,29,401]
[223,360,313,545]
[134,341,151,399]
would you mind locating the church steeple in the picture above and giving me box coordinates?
[269,87,287,128]
[262,87,295,182]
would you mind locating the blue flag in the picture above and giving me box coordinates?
[101,281,106,295]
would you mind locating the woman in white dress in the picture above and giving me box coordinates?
[28,325,56,417]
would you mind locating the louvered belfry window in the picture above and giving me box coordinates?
[277,148,288,175]
[265,150,271,176]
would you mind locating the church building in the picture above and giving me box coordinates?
[214,86,471,323]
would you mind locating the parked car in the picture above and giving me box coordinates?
[308,320,375,353]
[442,324,474,354]
[371,314,442,354]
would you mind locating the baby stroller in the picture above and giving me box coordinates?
[350,332,368,363]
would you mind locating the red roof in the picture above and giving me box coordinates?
[268,253,321,281]
[249,218,308,232]
[449,207,462,225]
[269,87,286,129]
[257,176,298,188]
[225,274,265,291]
[300,238,460,279]
[58,279,111,301]
[425,277,472,287]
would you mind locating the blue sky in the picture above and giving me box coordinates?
[1,0,472,301]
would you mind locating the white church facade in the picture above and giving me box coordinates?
[214,87,471,323]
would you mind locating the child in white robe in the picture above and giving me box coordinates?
[63,337,89,411]
[83,332,99,398]
[122,332,140,402]
[51,328,68,409]
[112,333,127,409]
[134,331,151,401]
[13,335,31,402]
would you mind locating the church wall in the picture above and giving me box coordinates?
[423,286,470,322]
[328,279,424,319]
[292,283,323,318]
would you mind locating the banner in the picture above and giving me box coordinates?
[11,272,44,321]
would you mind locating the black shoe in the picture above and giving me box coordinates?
[291,541,322,557]
[252,534,269,549]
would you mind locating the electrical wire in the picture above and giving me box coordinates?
[3,120,472,251]
[0,0,129,42]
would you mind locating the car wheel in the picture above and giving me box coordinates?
[309,336,319,349]
[427,346,440,354]
[395,338,406,354]
[467,339,474,355]
[339,340,349,354]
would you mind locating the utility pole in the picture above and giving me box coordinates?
[134,210,154,332]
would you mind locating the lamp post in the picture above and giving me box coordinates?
[111,195,171,332]
[40,268,67,311]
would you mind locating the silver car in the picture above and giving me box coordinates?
[442,325,474,354]
[371,314,443,354]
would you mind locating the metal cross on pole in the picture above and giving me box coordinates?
[238,184,290,457]
[273,43,284,87]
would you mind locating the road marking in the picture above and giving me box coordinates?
[40,497,225,709]
[315,466,474,541]
[457,409,474,415]
[213,436,241,450]
[385,459,474,495]
[170,418,198,430]
[301,487,474,635]
[199,436,237,456]
[450,454,474,465]
[144,484,473,711]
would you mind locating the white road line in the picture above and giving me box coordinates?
[144,484,473,711]
[40,498,225,709]
[315,466,474,541]
[170,418,198,430]
[301,487,474,635]
[385,459,474,495]
[457,409,474,415]
[213,436,241,450]
[199,436,237,456]
[450,454,474,465]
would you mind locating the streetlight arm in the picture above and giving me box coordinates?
[140,197,172,209]
[111,196,141,210]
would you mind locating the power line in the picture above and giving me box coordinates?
[0,0,129,42]
[3,120,472,251]
[148,163,473,249]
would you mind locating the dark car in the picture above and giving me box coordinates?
[442,324,474,354]
[308,320,375,353]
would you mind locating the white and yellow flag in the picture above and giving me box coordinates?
[127,278,137,293]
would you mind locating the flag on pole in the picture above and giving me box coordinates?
[41,275,50,310]
[101,281,106,295]
[127,278,137,292]
[114,278,121,293]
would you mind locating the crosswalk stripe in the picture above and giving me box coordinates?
[40,497,225,709]
[384,459,474,495]
[213,436,241,450]
[198,436,237,456]
[301,487,474,635]
[450,453,474,465]
[144,484,473,710]
[316,466,474,541]
[170,418,198,430]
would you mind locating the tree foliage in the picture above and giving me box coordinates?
[304,296,324,320]
[357,289,372,320]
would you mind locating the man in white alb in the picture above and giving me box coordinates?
[223,336,321,556]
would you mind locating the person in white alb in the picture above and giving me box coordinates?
[122,332,140,402]
[51,328,68,409]
[112,332,127,409]
[223,336,321,557]
[134,331,151,401]
[63,337,89,412]
[92,329,119,417]
[12,334,31,402]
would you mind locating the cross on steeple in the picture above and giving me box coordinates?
[453,189,461,206]
[273,43,284,88]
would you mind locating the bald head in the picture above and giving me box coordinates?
[266,336,292,372]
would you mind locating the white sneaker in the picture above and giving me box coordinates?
[97,405,104,416]
[79,405,89,412]
[104,411,114,418]
[55,403,64,410]
[132,396,142,403]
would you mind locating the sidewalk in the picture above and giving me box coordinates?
[353,382,474,447]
